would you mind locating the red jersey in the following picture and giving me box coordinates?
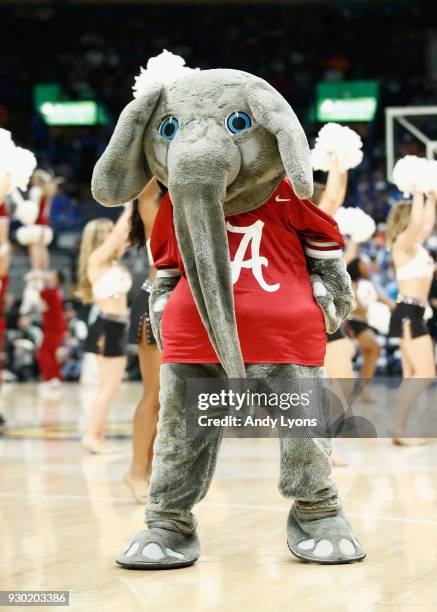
[0,275,9,314]
[150,178,344,366]
[41,287,66,333]
[0,202,8,218]
[29,187,50,226]
[36,196,49,226]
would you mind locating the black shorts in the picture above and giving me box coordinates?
[327,326,346,343]
[128,287,156,345]
[346,319,370,338]
[84,315,128,357]
[389,302,429,339]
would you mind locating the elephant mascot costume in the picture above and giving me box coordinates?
[92,51,365,568]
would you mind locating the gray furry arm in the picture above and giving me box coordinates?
[306,256,355,333]
[149,273,180,350]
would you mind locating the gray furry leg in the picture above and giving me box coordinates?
[146,362,225,534]
[247,364,341,518]
[246,363,365,565]
[117,362,224,570]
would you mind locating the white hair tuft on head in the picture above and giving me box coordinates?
[132,49,200,98]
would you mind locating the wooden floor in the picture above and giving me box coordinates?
[1,382,437,612]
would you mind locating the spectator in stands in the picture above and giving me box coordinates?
[49,183,82,235]
[60,303,88,381]
[6,314,41,382]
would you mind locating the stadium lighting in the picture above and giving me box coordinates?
[316,81,379,123]
[39,101,105,126]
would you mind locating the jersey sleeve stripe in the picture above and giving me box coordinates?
[304,246,343,259]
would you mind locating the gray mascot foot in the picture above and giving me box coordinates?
[116,528,200,570]
[287,505,365,565]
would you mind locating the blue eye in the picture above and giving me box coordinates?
[226,111,252,135]
[159,117,179,141]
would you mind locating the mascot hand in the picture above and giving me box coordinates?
[308,258,355,333]
[149,274,180,350]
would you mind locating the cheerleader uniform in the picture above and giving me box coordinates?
[0,201,8,220]
[346,279,378,338]
[29,186,50,226]
[389,245,434,339]
[347,318,371,338]
[128,278,156,345]
[37,285,66,381]
[84,263,132,357]
[327,326,346,342]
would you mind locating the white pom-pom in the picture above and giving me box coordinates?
[425,305,433,321]
[42,226,53,245]
[367,302,391,334]
[335,207,376,243]
[15,200,39,225]
[0,128,13,149]
[356,279,378,307]
[425,160,437,194]
[334,207,351,234]
[392,155,437,196]
[16,225,44,245]
[133,49,200,98]
[311,123,363,172]
[8,147,37,191]
[311,147,331,172]
[29,185,43,204]
[0,130,37,193]
[0,129,15,176]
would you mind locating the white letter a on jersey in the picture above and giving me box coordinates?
[226,220,280,292]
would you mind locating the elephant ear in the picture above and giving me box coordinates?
[246,80,313,199]
[91,84,161,206]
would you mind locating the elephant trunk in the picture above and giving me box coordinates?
[169,179,246,379]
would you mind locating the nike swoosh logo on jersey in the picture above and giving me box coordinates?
[275,196,291,202]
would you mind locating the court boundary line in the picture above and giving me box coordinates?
[1,491,437,526]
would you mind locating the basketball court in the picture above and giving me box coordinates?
[1,382,437,611]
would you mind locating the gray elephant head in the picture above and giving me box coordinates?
[92,68,313,377]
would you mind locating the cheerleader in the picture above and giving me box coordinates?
[0,260,7,432]
[310,123,364,384]
[124,178,166,503]
[37,270,66,386]
[386,191,436,444]
[0,175,11,430]
[0,128,36,259]
[77,207,132,454]
[0,174,11,251]
[0,130,36,427]
[0,130,13,252]
[27,169,58,270]
[346,256,394,391]
[312,156,356,384]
